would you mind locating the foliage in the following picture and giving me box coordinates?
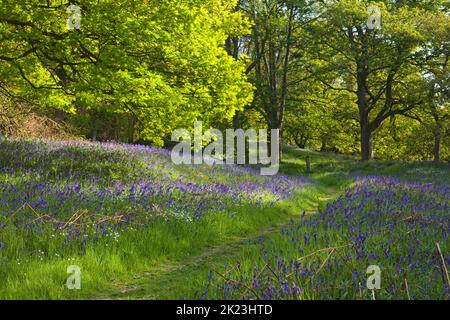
[0,0,253,144]
[0,137,312,298]
[202,177,450,300]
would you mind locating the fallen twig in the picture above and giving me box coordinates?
[297,243,353,262]
[213,269,261,299]
[435,243,450,289]
[404,278,411,300]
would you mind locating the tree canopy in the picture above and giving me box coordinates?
[0,0,449,160]
[0,0,253,145]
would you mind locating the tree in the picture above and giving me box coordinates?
[304,0,448,160]
[0,0,253,144]
[284,78,360,154]
[414,7,450,162]
[229,0,321,159]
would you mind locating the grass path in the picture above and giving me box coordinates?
[93,148,448,300]
[93,185,340,300]
[1,142,448,299]
[92,150,348,300]
[94,213,313,300]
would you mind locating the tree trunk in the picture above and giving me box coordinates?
[278,126,284,162]
[128,113,136,144]
[91,111,98,141]
[294,132,308,149]
[356,59,373,161]
[432,122,442,163]
[320,135,328,152]
[432,110,442,163]
[360,123,373,161]
[277,5,294,164]
[433,132,441,162]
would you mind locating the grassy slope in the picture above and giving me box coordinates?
[0,141,447,299]
[0,140,320,299]
[1,192,319,300]
[93,148,449,300]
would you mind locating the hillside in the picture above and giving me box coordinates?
[0,138,448,299]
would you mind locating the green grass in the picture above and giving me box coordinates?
[1,194,318,299]
[0,142,448,300]
[0,139,318,299]
[91,149,449,300]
